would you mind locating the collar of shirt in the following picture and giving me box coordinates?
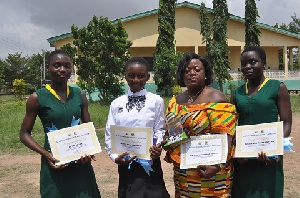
[128,88,147,97]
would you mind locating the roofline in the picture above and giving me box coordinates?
[47,32,73,43]
[47,1,300,44]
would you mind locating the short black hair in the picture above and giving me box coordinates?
[125,57,149,71]
[242,46,266,64]
[48,50,70,65]
[177,53,213,87]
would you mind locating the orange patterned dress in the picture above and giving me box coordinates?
[165,97,237,198]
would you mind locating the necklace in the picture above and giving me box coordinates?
[245,78,269,94]
[187,86,205,103]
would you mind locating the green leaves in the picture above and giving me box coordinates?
[154,47,183,94]
[245,0,261,47]
[199,0,231,92]
[154,0,177,95]
[70,15,132,103]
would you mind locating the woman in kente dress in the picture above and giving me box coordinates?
[20,50,101,198]
[162,53,237,198]
[231,46,292,198]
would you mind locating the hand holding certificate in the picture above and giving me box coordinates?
[110,125,153,160]
[180,134,228,169]
[47,122,102,165]
[234,121,284,158]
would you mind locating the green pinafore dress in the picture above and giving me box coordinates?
[232,79,284,198]
[36,86,101,198]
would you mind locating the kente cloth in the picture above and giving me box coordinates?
[164,97,237,198]
[36,86,101,198]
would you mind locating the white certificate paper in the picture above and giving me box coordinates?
[110,125,153,160]
[47,122,102,165]
[234,121,283,158]
[180,134,228,169]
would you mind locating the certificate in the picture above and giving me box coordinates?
[47,122,102,165]
[234,121,283,158]
[110,125,153,160]
[180,134,228,169]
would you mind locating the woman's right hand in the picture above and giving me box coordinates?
[44,152,66,169]
[115,152,137,165]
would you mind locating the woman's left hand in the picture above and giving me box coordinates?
[198,165,221,179]
[75,155,96,164]
[150,144,162,159]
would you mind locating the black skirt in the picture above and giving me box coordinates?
[118,158,170,198]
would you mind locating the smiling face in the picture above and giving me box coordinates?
[47,53,72,84]
[241,51,265,80]
[125,63,150,93]
[183,59,206,90]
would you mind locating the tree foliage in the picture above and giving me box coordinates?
[245,0,261,46]
[26,51,51,93]
[155,0,176,54]
[288,13,300,34]
[154,48,183,95]
[154,0,177,95]
[12,78,26,100]
[2,53,27,92]
[0,51,51,94]
[274,13,300,34]
[199,1,231,92]
[71,16,132,103]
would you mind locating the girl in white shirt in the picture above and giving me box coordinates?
[105,57,170,198]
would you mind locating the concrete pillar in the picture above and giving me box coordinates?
[195,46,198,55]
[289,47,293,70]
[283,46,288,79]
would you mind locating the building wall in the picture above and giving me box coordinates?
[49,4,300,85]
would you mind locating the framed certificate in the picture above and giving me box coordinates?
[47,122,102,165]
[234,121,283,158]
[180,134,228,169]
[110,125,153,160]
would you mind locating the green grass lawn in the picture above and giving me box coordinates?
[1,94,299,154]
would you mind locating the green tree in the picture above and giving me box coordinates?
[245,0,261,46]
[61,43,96,101]
[12,78,26,100]
[199,1,231,92]
[61,43,77,60]
[155,0,176,54]
[71,16,132,103]
[154,0,177,95]
[3,53,28,92]
[25,51,51,93]
[154,48,183,95]
[288,13,300,34]
[0,58,5,92]
[274,23,288,30]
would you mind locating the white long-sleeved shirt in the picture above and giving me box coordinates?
[105,89,166,162]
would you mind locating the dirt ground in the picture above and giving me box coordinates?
[0,115,299,198]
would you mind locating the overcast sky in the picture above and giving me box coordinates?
[0,0,299,59]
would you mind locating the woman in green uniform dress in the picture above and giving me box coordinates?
[20,50,101,198]
[231,46,292,198]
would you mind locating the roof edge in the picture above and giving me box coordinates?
[47,1,300,44]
